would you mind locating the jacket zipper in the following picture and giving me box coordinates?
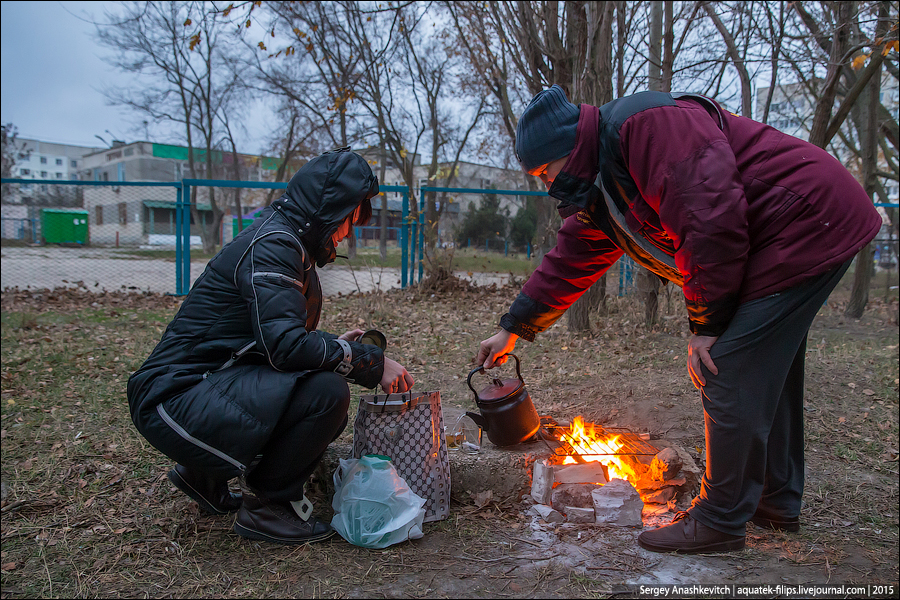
[595,176,683,286]
[203,340,257,380]
[253,271,304,289]
[156,403,247,473]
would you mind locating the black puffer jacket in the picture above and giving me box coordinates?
[127,148,382,470]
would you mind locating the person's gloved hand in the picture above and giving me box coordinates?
[688,334,719,388]
[380,357,414,394]
[476,329,519,369]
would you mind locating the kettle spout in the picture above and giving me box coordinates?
[465,411,489,432]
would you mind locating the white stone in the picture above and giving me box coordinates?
[652,440,702,493]
[552,461,609,485]
[551,483,602,512]
[530,459,554,505]
[530,503,565,524]
[564,506,596,524]
[592,478,644,527]
[649,447,683,482]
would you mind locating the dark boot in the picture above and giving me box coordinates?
[750,507,800,532]
[167,464,242,515]
[233,492,335,545]
[638,511,745,554]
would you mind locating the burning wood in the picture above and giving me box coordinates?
[558,416,642,482]
[529,416,700,525]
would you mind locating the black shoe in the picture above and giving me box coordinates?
[233,494,336,545]
[167,465,242,515]
[638,511,745,554]
[750,507,800,532]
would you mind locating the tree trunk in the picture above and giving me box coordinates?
[348,225,357,259]
[648,1,663,91]
[233,187,243,236]
[265,113,298,206]
[568,281,605,332]
[847,246,873,319]
[595,274,608,315]
[845,1,887,318]
[637,0,667,329]
[567,0,614,333]
[807,2,853,148]
[702,2,752,116]
[379,135,388,261]
[642,273,661,328]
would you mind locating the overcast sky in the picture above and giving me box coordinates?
[1,1,269,153]
[1,1,136,148]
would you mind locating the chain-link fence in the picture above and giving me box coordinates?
[1,179,182,293]
[3,178,894,299]
[0,179,412,296]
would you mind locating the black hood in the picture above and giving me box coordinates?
[271,147,378,267]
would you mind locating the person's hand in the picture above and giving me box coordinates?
[380,357,414,395]
[476,329,519,369]
[338,328,364,342]
[688,334,719,388]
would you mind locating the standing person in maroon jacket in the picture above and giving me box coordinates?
[476,85,881,554]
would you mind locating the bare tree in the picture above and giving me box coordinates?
[757,2,789,124]
[846,1,892,318]
[261,104,317,206]
[1,123,21,179]
[218,99,246,236]
[1,123,24,202]
[803,2,857,147]
[635,1,668,329]
[97,1,242,253]
[446,2,617,332]
[188,5,242,252]
[564,1,617,331]
[702,1,753,116]
[231,0,896,315]
[393,3,489,259]
[778,1,898,317]
[250,2,391,258]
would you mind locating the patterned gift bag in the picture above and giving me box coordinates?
[351,391,451,523]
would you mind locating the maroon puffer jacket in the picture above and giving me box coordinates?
[501,92,882,339]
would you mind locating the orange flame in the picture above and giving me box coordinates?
[559,416,638,482]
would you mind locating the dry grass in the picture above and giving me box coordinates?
[2,273,897,598]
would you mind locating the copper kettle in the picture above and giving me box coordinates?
[466,354,540,447]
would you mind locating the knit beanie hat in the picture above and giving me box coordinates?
[515,85,580,172]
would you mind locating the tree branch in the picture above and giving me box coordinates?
[823,51,885,146]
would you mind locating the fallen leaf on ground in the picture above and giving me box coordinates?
[472,490,494,508]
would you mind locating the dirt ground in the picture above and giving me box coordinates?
[1,275,898,598]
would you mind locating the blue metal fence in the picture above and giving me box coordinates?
[0,217,38,243]
[415,186,549,285]
[176,181,412,295]
[2,177,646,297]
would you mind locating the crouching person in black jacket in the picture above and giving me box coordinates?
[126,148,414,544]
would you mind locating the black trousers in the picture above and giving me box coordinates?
[144,368,351,504]
[243,370,350,502]
[689,261,851,536]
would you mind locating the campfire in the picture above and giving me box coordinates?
[529,416,700,526]
[557,416,644,481]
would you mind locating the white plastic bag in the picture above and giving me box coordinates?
[331,454,426,549]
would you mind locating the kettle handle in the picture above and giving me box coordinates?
[465,411,489,431]
[466,353,523,399]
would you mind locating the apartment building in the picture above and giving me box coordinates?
[361,149,532,244]
[1,137,101,240]
[78,141,297,246]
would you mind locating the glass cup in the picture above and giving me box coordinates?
[449,414,482,454]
